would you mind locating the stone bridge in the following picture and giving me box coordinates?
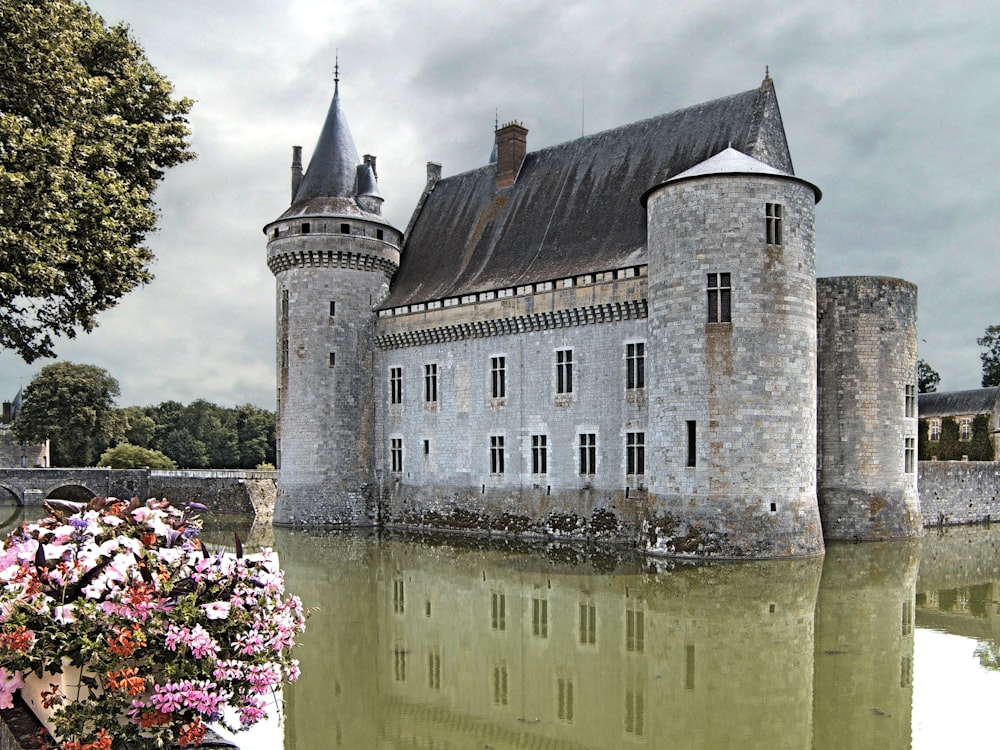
[0,468,276,517]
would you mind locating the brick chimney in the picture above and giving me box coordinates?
[495,121,528,189]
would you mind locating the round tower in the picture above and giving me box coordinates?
[265,78,401,526]
[816,276,921,540]
[642,148,824,558]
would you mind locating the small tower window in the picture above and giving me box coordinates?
[376,228,384,240]
[340,223,351,234]
[329,301,336,317]
[686,421,697,467]
[707,273,731,323]
[301,222,311,234]
[766,203,782,246]
[329,352,336,368]
[272,227,280,239]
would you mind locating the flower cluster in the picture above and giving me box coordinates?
[0,497,306,749]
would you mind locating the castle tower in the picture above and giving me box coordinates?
[642,148,825,557]
[816,277,921,539]
[265,77,402,526]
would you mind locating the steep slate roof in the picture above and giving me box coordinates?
[381,76,794,308]
[919,387,1000,418]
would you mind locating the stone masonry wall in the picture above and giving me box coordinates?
[644,173,823,558]
[919,461,1000,526]
[816,277,921,540]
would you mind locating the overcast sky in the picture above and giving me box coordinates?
[2,0,998,409]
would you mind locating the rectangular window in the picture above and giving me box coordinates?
[556,349,573,394]
[707,273,732,323]
[391,438,403,474]
[490,436,505,475]
[424,363,438,404]
[393,645,406,681]
[393,578,405,614]
[281,339,289,369]
[626,432,645,476]
[685,645,695,690]
[329,300,336,317]
[301,222,311,234]
[492,662,508,706]
[532,597,548,638]
[626,606,644,653]
[281,289,289,317]
[532,435,548,475]
[960,418,972,441]
[340,223,350,234]
[686,421,697,467]
[390,367,402,404]
[491,591,506,631]
[328,352,335,368]
[579,433,596,476]
[491,356,506,399]
[905,437,915,473]
[905,384,916,418]
[579,601,596,645]
[766,202,783,245]
[929,419,941,441]
[625,689,644,737]
[428,650,441,691]
[626,342,645,389]
[557,678,574,723]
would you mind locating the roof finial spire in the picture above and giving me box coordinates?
[334,51,340,93]
[765,64,770,80]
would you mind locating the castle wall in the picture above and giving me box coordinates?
[268,217,399,526]
[644,173,824,558]
[816,277,921,540]
[918,461,1000,527]
[375,300,649,542]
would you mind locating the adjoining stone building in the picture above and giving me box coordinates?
[0,390,49,469]
[919,387,1000,461]
[265,73,921,558]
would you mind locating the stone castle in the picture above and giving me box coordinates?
[264,73,922,558]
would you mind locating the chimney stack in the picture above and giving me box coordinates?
[426,161,442,185]
[495,121,528,190]
[291,146,303,201]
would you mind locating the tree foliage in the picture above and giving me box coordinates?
[979,325,1000,388]
[0,0,194,362]
[917,359,940,393]
[97,441,176,469]
[122,400,276,469]
[12,361,124,466]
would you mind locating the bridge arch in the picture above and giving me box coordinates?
[0,483,21,506]
[42,483,98,503]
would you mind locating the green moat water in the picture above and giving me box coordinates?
[5,506,1000,748]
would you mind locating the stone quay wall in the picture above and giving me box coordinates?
[919,461,1000,527]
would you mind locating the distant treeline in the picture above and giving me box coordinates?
[118,400,275,469]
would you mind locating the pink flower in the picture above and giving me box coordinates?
[0,668,24,710]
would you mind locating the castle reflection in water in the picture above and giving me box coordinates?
[230,518,1000,750]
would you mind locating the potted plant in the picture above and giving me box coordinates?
[0,497,306,749]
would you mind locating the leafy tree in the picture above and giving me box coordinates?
[0,0,194,362]
[936,417,960,461]
[120,405,157,447]
[917,418,931,461]
[160,427,208,469]
[235,404,276,468]
[12,362,124,465]
[979,325,1000,387]
[97,442,176,469]
[917,359,940,393]
[968,413,995,461]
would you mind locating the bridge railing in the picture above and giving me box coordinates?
[149,469,278,480]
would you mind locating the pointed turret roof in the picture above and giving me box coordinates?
[293,80,361,203]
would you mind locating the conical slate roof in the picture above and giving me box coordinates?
[293,81,360,203]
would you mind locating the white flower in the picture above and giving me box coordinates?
[202,601,232,620]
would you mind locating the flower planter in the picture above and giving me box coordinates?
[20,661,100,740]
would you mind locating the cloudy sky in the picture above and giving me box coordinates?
[2,0,998,409]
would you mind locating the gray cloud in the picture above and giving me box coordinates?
[2,0,998,408]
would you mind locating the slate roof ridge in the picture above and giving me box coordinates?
[919,387,1000,417]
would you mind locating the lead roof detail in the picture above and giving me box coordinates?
[380,75,795,310]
